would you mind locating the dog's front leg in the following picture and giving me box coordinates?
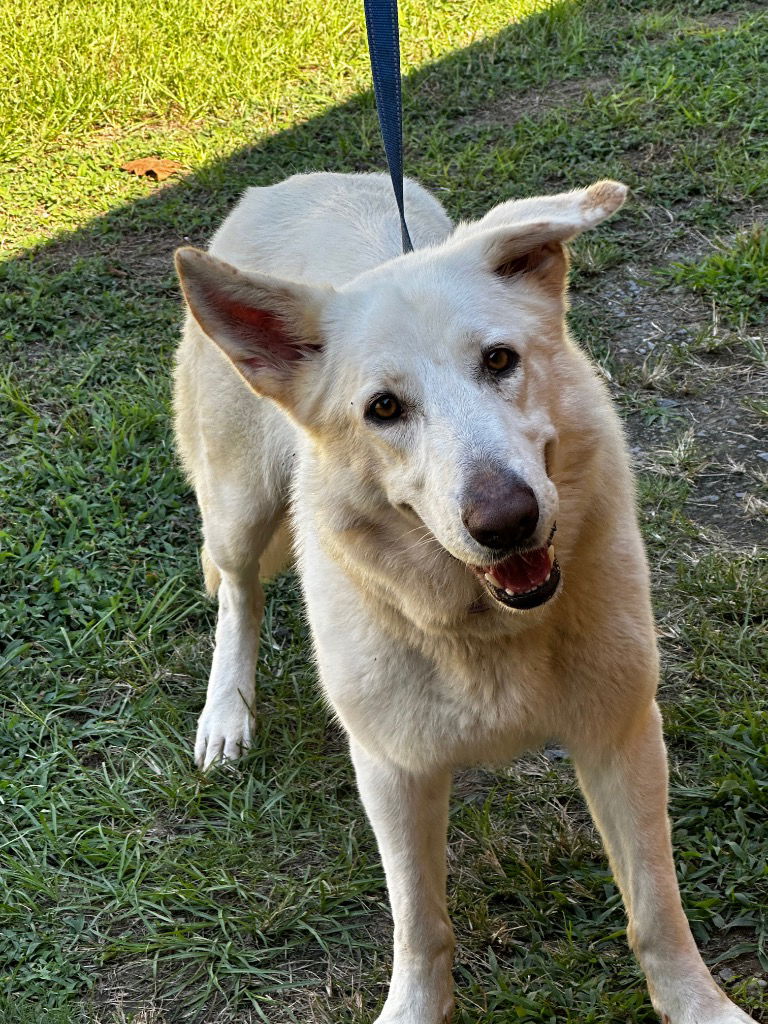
[195,567,263,770]
[572,701,755,1024]
[350,740,455,1024]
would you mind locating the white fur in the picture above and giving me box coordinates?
[173,172,755,1024]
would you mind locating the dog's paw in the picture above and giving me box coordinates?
[660,997,757,1024]
[373,990,453,1024]
[374,1012,451,1024]
[701,1007,756,1024]
[194,700,254,770]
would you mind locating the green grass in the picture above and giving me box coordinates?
[1,0,767,1021]
[1,0,531,160]
[669,229,768,326]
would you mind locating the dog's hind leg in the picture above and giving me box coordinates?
[194,480,285,771]
[350,741,455,1024]
[572,701,755,1024]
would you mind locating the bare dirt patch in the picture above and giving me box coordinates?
[38,222,194,281]
[456,75,616,132]
[572,235,766,550]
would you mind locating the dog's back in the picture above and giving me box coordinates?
[208,172,453,283]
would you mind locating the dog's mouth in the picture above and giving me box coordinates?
[470,526,561,611]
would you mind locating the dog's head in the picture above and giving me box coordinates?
[175,181,627,613]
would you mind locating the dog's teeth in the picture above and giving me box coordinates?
[505,588,516,596]
[544,572,551,583]
[547,545,555,566]
[484,573,495,584]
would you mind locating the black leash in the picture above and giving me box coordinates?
[363,0,413,253]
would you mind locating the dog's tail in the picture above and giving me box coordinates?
[200,545,221,597]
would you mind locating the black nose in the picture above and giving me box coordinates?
[461,468,540,551]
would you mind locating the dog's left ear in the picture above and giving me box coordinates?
[454,180,628,299]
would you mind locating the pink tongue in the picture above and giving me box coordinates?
[486,547,550,593]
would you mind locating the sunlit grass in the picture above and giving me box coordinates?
[0,0,556,159]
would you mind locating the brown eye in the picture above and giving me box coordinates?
[368,394,403,421]
[484,347,518,374]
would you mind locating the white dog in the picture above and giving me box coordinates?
[173,172,754,1024]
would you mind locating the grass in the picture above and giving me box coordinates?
[669,228,768,326]
[1,0,767,1021]
[0,0,525,160]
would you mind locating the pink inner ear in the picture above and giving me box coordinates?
[217,295,318,367]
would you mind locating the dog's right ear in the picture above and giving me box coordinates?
[175,247,332,403]
[459,180,629,236]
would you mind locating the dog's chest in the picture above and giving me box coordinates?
[379,637,557,769]
[306,571,560,770]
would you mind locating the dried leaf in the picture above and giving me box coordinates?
[120,157,183,181]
